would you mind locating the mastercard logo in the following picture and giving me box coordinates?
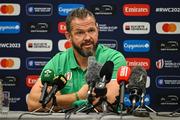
[156,22,180,34]
[0,5,14,14]
[162,23,176,32]
[58,39,72,51]
[0,57,20,69]
[0,59,14,68]
[0,4,20,16]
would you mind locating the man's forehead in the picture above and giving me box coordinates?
[71,16,96,30]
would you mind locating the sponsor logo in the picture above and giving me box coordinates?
[26,75,39,88]
[26,3,53,16]
[156,22,180,34]
[124,94,150,107]
[99,23,118,32]
[26,57,50,70]
[146,76,150,88]
[0,42,21,49]
[26,39,53,52]
[0,22,20,34]
[58,39,72,51]
[159,95,179,106]
[0,3,20,16]
[126,58,150,70]
[27,22,50,33]
[99,39,118,50]
[91,4,115,15]
[0,76,16,87]
[123,22,150,34]
[10,97,21,103]
[58,4,84,16]
[157,40,180,52]
[156,76,180,89]
[65,72,72,81]
[156,8,180,13]
[123,40,150,52]
[123,4,150,16]
[58,22,66,34]
[0,57,20,70]
[156,58,180,69]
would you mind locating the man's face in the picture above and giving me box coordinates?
[68,16,99,57]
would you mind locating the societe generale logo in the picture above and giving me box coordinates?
[126,58,150,70]
[156,22,180,34]
[26,75,39,88]
[58,39,72,51]
[58,22,66,34]
[123,4,150,16]
[123,22,150,34]
[0,3,20,16]
[0,57,20,70]
[26,39,53,52]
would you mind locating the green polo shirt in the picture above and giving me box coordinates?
[40,44,126,95]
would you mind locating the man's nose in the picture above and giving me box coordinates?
[83,32,91,40]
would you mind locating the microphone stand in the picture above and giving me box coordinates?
[132,93,150,117]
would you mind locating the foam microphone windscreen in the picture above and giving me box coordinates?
[85,56,102,85]
[128,66,147,93]
[100,61,114,83]
[53,75,67,90]
[41,69,54,85]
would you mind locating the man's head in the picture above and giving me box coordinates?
[65,8,99,57]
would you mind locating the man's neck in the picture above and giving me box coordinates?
[73,51,88,71]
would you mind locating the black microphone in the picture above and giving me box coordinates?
[43,75,67,105]
[127,66,147,109]
[94,61,114,97]
[39,69,54,104]
[85,56,102,103]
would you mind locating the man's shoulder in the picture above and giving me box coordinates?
[97,44,121,55]
[54,48,72,59]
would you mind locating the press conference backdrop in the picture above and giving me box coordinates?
[0,0,180,112]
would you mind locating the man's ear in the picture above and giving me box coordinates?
[96,22,100,32]
[65,31,71,40]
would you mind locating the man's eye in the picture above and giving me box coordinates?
[76,31,84,35]
[88,29,95,33]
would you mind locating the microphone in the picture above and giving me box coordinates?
[43,75,67,105]
[127,66,147,109]
[116,66,131,111]
[94,61,114,97]
[85,56,102,103]
[39,69,54,104]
